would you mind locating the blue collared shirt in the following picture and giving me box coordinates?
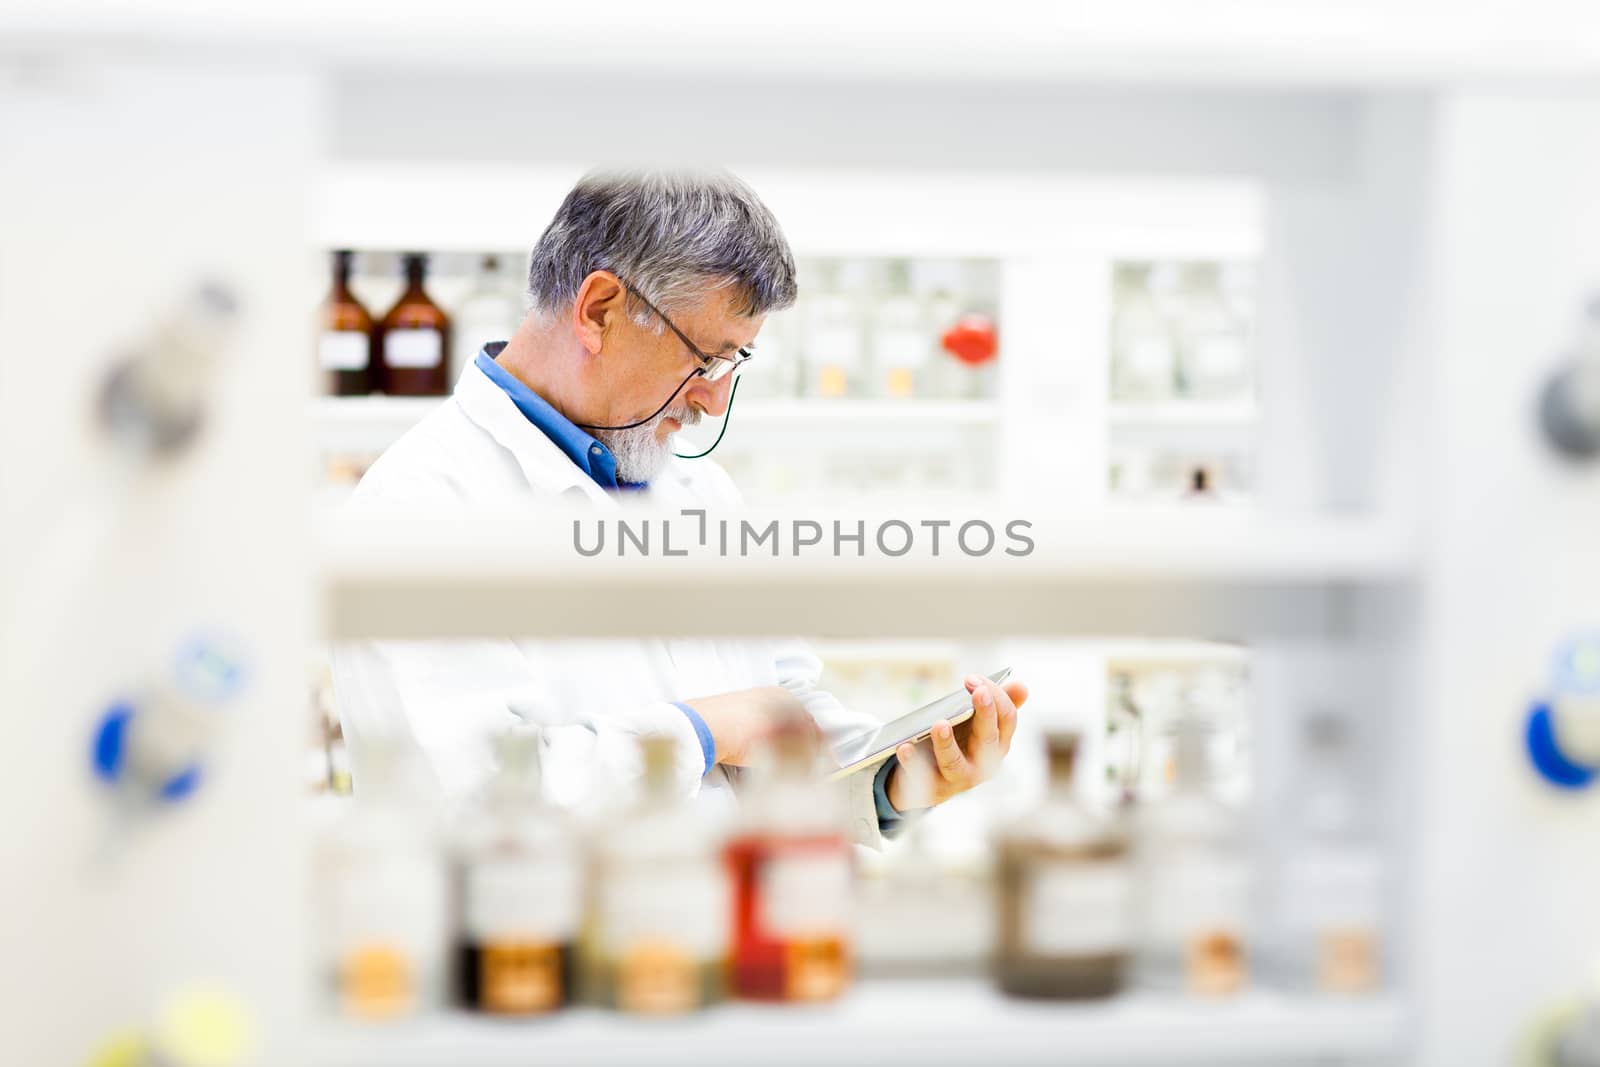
[475,344,643,491]
[475,343,904,829]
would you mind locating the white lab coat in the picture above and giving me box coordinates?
[331,360,887,847]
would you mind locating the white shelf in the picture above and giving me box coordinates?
[733,400,998,425]
[12,5,1595,86]
[309,395,447,454]
[311,981,1404,1067]
[1108,400,1260,430]
[319,507,1416,640]
[310,396,997,455]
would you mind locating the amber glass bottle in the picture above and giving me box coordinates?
[377,253,451,396]
[317,250,374,396]
[995,731,1132,999]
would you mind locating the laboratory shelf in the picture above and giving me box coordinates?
[309,396,998,455]
[319,507,1416,640]
[1108,400,1260,430]
[310,981,1405,1067]
[309,395,446,454]
[727,399,999,425]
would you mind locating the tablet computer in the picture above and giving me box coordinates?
[826,667,1012,781]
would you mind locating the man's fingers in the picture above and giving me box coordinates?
[971,684,1001,745]
[1003,680,1029,710]
[998,681,1025,752]
[892,741,938,810]
[931,719,972,784]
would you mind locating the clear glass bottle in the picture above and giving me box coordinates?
[377,252,452,396]
[870,259,930,399]
[1133,715,1250,996]
[587,734,730,1015]
[1272,712,1383,994]
[450,254,525,385]
[995,731,1133,999]
[318,249,375,397]
[802,259,867,399]
[314,739,448,1021]
[1176,262,1254,402]
[454,730,580,1015]
[725,719,854,1002]
[1111,262,1180,403]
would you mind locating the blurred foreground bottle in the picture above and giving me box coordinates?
[455,731,580,1015]
[725,719,854,1002]
[587,734,729,1014]
[317,250,374,396]
[995,731,1132,999]
[1271,712,1383,994]
[377,253,451,396]
[315,739,448,1021]
[1134,716,1250,996]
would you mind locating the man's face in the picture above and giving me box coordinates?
[591,284,764,482]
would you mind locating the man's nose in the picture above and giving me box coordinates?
[686,372,734,418]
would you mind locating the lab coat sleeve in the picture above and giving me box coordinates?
[770,639,893,850]
[331,637,710,810]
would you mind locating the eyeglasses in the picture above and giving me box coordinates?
[620,279,753,383]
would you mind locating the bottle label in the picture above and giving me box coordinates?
[386,328,443,368]
[1318,929,1379,993]
[811,326,863,370]
[1279,849,1383,932]
[876,328,928,371]
[1023,860,1133,956]
[759,848,851,938]
[465,858,580,942]
[783,936,849,1001]
[1186,930,1246,995]
[1191,334,1246,382]
[616,940,703,1015]
[1146,857,1248,939]
[477,942,565,1014]
[324,855,446,1018]
[338,944,413,1020]
[1121,337,1175,382]
[601,864,728,957]
[319,330,369,371]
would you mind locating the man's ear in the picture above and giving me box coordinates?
[571,271,625,357]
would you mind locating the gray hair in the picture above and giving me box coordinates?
[526,170,798,329]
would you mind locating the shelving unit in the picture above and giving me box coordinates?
[312,983,1405,1067]
[308,396,1000,458]
[319,507,1414,640]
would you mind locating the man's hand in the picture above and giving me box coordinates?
[886,674,1027,813]
[680,686,823,767]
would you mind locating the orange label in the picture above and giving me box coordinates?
[617,941,700,1016]
[481,942,563,1015]
[1318,929,1378,994]
[339,945,412,1020]
[818,366,848,397]
[886,368,915,397]
[783,937,849,1002]
[1185,931,1245,996]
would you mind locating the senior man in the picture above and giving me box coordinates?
[332,170,1027,845]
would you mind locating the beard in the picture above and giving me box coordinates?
[591,402,702,484]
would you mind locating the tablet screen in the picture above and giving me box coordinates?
[829,667,1012,773]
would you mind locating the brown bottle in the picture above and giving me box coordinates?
[377,253,451,396]
[317,250,375,396]
[995,731,1132,999]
